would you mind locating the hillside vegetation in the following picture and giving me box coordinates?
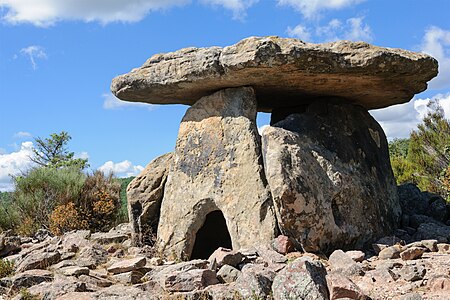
[389,100,450,202]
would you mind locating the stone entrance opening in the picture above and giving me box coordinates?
[191,210,232,259]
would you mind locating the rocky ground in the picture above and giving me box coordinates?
[0,223,449,299]
[1,183,450,300]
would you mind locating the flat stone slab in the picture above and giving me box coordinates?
[111,36,437,112]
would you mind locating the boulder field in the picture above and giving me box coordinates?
[114,36,438,261]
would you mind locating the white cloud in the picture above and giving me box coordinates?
[74,151,89,160]
[258,124,269,135]
[286,25,312,41]
[278,0,364,19]
[201,0,258,19]
[98,160,144,178]
[0,0,258,26]
[287,16,372,43]
[102,93,155,110]
[0,0,189,26]
[20,45,47,70]
[0,141,35,192]
[370,93,450,140]
[420,26,450,90]
[13,131,32,138]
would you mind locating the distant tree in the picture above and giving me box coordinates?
[31,131,88,169]
[407,100,450,194]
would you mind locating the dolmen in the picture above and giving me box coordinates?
[111,36,438,260]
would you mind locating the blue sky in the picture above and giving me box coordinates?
[1,0,450,191]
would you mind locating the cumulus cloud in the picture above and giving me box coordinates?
[0,141,35,192]
[370,93,450,140]
[278,0,364,19]
[286,25,312,41]
[0,0,189,26]
[20,45,47,70]
[0,0,259,26]
[98,160,144,178]
[287,16,372,42]
[102,93,155,110]
[420,26,450,90]
[201,0,258,19]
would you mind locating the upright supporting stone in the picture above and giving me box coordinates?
[262,101,401,253]
[127,153,172,246]
[157,87,277,260]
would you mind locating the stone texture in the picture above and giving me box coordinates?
[271,235,295,255]
[16,250,61,273]
[156,87,277,259]
[414,222,450,243]
[208,247,243,268]
[328,249,364,276]
[326,272,367,300]
[11,269,53,289]
[272,257,328,300]
[112,270,144,284]
[163,269,219,292]
[127,153,172,246]
[59,266,90,277]
[0,234,21,258]
[262,101,401,253]
[76,245,108,269]
[400,247,426,260]
[379,245,403,260]
[399,264,426,282]
[346,250,365,262]
[234,265,275,299]
[90,232,128,244]
[107,257,146,274]
[111,36,437,112]
[216,265,241,283]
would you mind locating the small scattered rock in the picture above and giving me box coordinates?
[346,250,365,262]
[437,243,450,253]
[328,249,364,276]
[379,245,403,260]
[272,257,328,300]
[112,270,144,284]
[107,256,146,274]
[60,266,90,277]
[16,250,61,272]
[208,247,243,268]
[400,247,426,260]
[216,265,241,283]
[271,235,295,255]
[11,269,53,289]
[163,269,218,292]
[326,272,367,300]
[399,264,426,282]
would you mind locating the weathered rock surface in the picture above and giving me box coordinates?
[262,101,401,253]
[272,257,329,300]
[11,269,53,289]
[107,257,146,274]
[127,153,172,246]
[157,87,277,259]
[111,36,438,112]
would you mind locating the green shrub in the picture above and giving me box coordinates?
[12,166,86,233]
[0,259,15,278]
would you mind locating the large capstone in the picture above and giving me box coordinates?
[262,101,402,253]
[111,36,437,112]
[127,153,172,246]
[156,87,277,260]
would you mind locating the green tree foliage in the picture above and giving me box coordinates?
[389,100,450,200]
[0,132,126,235]
[408,101,450,194]
[31,131,88,169]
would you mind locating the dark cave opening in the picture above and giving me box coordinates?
[191,210,232,259]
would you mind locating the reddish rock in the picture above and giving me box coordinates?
[400,247,426,261]
[271,235,295,255]
[326,272,367,300]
